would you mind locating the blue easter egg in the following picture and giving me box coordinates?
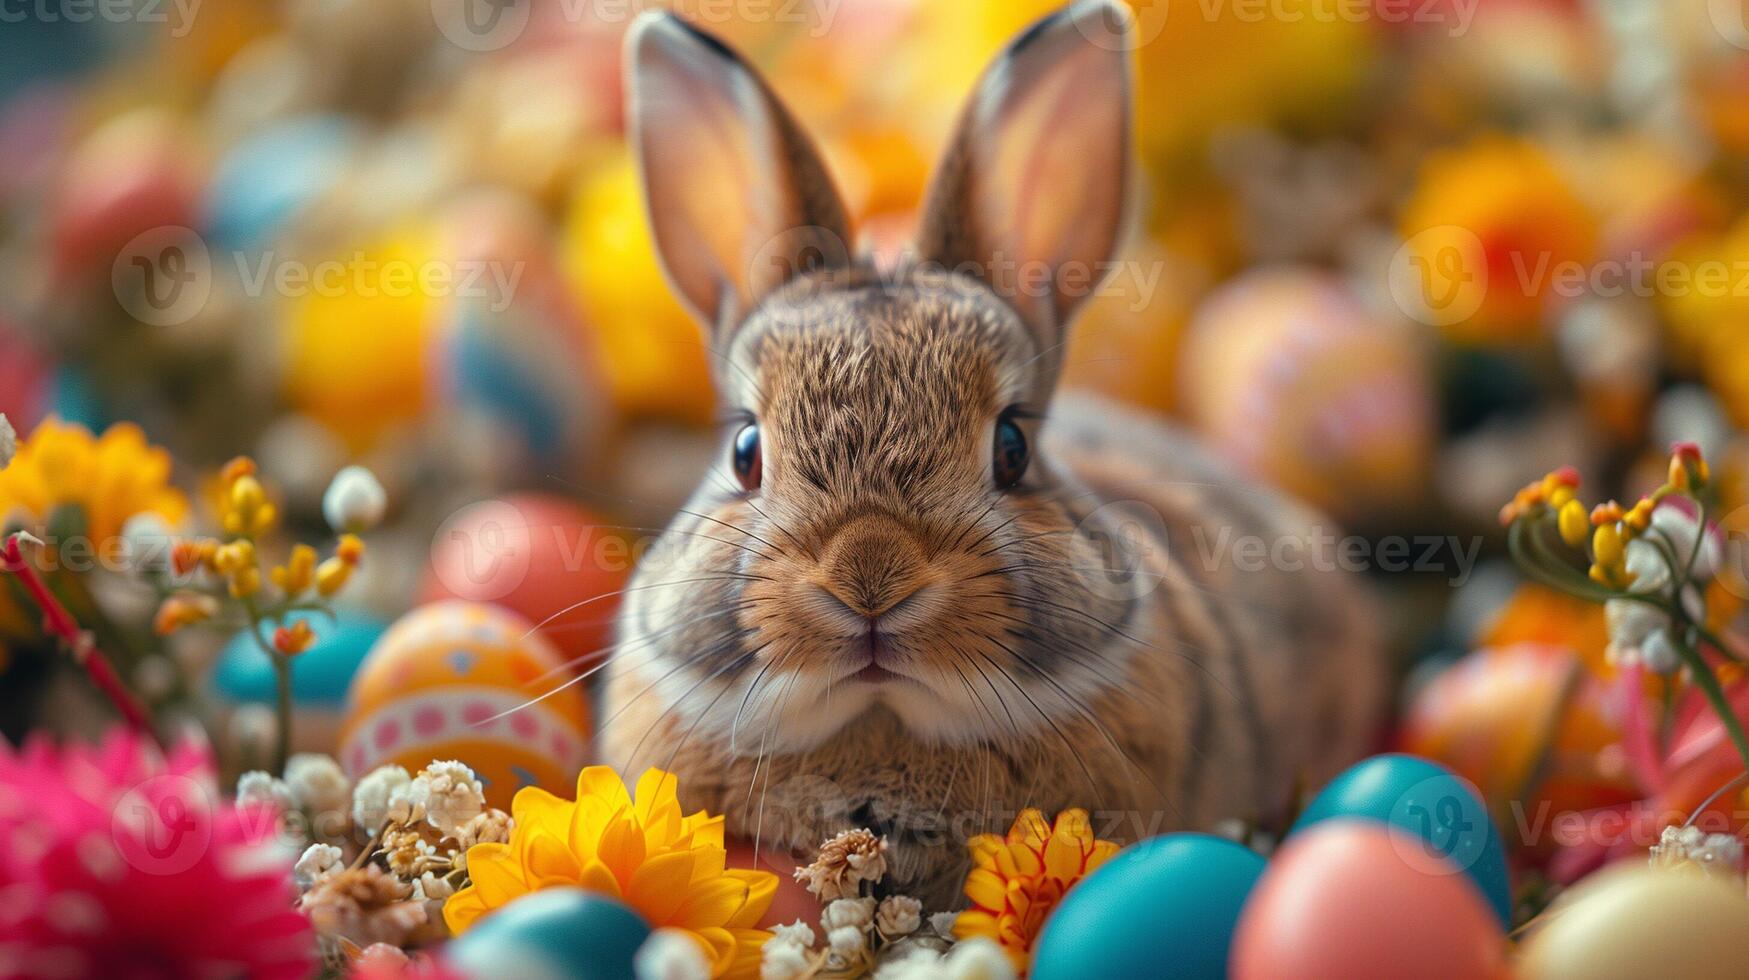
[1032,833,1265,980]
[206,115,357,252]
[446,888,651,980]
[213,609,387,707]
[1290,753,1511,926]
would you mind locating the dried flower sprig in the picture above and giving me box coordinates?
[1501,443,1749,773]
[149,457,378,773]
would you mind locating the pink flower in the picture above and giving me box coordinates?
[0,728,315,979]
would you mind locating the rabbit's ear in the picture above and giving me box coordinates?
[916,0,1133,346]
[627,12,853,337]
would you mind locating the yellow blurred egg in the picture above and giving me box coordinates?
[1519,865,1749,980]
[282,223,438,450]
[340,601,592,811]
[1059,240,1193,417]
[561,154,714,425]
[1179,267,1435,523]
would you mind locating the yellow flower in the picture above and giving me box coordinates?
[272,544,317,597]
[954,808,1119,973]
[1558,500,1590,548]
[220,471,277,538]
[445,767,774,979]
[0,418,187,545]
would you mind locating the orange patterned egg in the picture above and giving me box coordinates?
[340,601,591,810]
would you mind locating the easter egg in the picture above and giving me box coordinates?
[207,115,357,251]
[430,190,605,478]
[1032,833,1265,980]
[212,609,387,754]
[1519,864,1749,980]
[1231,822,1509,980]
[1178,268,1435,526]
[446,887,650,980]
[420,493,630,668]
[1402,645,1639,839]
[340,601,591,810]
[1291,753,1512,926]
[50,108,203,285]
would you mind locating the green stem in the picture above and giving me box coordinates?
[1673,635,1749,777]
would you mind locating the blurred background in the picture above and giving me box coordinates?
[6,0,1749,857]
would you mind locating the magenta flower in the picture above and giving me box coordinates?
[0,729,314,978]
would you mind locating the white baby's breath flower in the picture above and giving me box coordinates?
[0,414,14,469]
[293,842,343,889]
[769,920,816,949]
[636,928,713,980]
[236,770,298,813]
[876,895,922,938]
[119,512,175,572]
[406,760,485,835]
[285,754,351,823]
[352,765,413,835]
[874,947,943,980]
[1650,824,1745,879]
[821,896,876,932]
[760,937,813,980]
[828,926,868,956]
[943,938,1019,980]
[322,465,387,533]
[411,871,455,902]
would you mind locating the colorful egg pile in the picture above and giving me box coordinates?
[339,600,591,810]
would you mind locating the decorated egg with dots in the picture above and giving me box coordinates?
[1179,268,1435,525]
[340,600,591,810]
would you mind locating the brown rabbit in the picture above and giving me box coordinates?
[600,0,1387,906]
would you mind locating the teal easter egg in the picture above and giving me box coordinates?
[1032,833,1265,980]
[446,888,650,980]
[1290,753,1511,926]
[213,609,388,708]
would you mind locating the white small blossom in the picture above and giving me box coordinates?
[284,754,350,823]
[943,938,1018,980]
[322,465,387,533]
[293,842,343,889]
[760,938,813,980]
[411,871,455,902]
[828,926,868,956]
[1650,824,1745,879]
[876,895,922,938]
[119,513,174,572]
[0,414,14,469]
[406,760,485,836]
[1606,501,1721,673]
[769,920,816,949]
[236,770,297,813]
[875,948,943,980]
[636,928,712,980]
[352,765,413,834]
[821,896,876,932]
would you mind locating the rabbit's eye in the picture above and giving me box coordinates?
[993,411,1029,489]
[733,422,762,491]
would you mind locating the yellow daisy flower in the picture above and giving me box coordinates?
[445,767,774,979]
[954,808,1119,973]
[0,417,187,545]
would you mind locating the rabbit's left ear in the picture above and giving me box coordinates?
[627,12,853,338]
[916,0,1134,347]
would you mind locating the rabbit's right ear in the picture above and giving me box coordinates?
[626,12,853,338]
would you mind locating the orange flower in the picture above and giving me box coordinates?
[0,418,187,544]
[445,768,773,978]
[954,809,1119,973]
[273,621,315,656]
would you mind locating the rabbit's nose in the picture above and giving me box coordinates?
[816,513,930,619]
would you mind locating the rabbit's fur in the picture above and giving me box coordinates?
[601,1,1386,906]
